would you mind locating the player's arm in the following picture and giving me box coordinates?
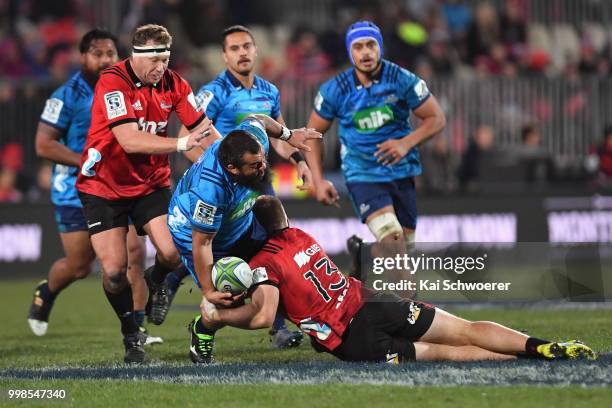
[269,114,312,191]
[35,122,81,166]
[191,228,233,306]
[202,284,279,329]
[305,111,340,206]
[111,119,211,154]
[375,96,446,166]
[179,122,222,162]
[245,113,321,151]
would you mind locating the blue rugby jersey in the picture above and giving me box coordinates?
[313,60,431,183]
[194,70,281,136]
[168,118,269,258]
[39,72,94,207]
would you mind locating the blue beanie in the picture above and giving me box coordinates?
[345,21,384,65]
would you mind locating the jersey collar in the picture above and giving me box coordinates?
[352,60,386,89]
[225,70,257,90]
[126,59,160,89]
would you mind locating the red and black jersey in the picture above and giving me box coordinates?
[249,228,364,351]
[76,59,205,200]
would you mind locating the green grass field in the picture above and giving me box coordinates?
[1,277,611,406]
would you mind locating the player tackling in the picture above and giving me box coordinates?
[201,196,597,363]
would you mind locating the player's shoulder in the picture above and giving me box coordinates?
[197,143,230,190]
[199,71,232,98]
[254,75,278,94]
[99,60,135,90]
[385,60,420,85]
[321,66,354,96]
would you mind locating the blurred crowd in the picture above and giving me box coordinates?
[2,0,612,203]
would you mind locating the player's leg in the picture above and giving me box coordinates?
[413,341,516,361]
[125,225,163,345]
[80,192,144,363]
[134,189,180,325]
[28,206,95,336]
[28,228,95,335]
[419,307,596,359]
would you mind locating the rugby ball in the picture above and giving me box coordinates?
[212,256,253,295]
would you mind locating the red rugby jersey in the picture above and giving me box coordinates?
[249,228,364,351]
[76,59,205,199]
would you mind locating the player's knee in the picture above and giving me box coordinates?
[127,241,146,267]
[72,264,92,280]
[104,268,128,292]
[367,212,403,242]
[156,246,180,268]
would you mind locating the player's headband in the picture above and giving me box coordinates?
[132,44,171,58]
[345,21,384,65]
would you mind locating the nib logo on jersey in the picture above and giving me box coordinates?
[353,106,394,133]
[293,244,321,267]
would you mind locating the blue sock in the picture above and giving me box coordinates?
[134,310,145,327]
[272,313,287,331]
[166,266,189,292]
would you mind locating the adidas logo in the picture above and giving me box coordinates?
[293,251,310,268]
[132,100,143,111]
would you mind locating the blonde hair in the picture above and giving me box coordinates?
[132,24,172,47]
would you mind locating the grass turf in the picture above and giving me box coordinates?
[1,278,611,405]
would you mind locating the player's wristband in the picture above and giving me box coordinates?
[290,151,305,164]
[279,126,292,141]
[177,136,189,152]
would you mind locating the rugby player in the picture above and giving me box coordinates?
[75,24,212,363]
[304,21,446,278]
[166,114,320,363]
[27,29,161,345]
[158,25,309,348]
[201,196,597,363]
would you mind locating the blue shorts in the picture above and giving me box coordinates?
[178,217,268,288]
[54,205,88,233]
[346,177,417,229]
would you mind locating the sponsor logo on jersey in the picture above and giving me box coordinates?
[41,98,64,124]
[132,100,143,111]
[293,244,321,267]
[227,192,258,220]
[414,78,429,100]
[299,319,331,340]
[160,100,172,110]
[168,205,188,230]
[104,91,127,119]
[353,106,394,133]
[252,267,269,284]
[385,352,400,364]
[193,200,217,225]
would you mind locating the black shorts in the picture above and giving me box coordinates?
[79,188,171,236]
[321,291,435,363]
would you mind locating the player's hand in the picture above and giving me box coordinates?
[315,179,340,207]
[374,138,412,166]
[287,128,322,152]
[186,117,213,150]
[200,296,219,323]
[204,289,234,307]
[296,161,313,191]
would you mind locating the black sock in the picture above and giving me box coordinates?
[104,286,138,335]
[173,265,190,280]
[38,282,57,303]
[195,316,216,336]
[525,337,550,356]
[150,257,173,284]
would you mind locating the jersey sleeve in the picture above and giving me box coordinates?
[249,256,281,287]
[174,75,206,130]
[400,68,431,110]
[187,174,227,233]
[313,80,338,121]
[40,86,73,131]
[195,81,225,123]
[270,84,281,119]
[236,117,270,155]
[95,73,138,129]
